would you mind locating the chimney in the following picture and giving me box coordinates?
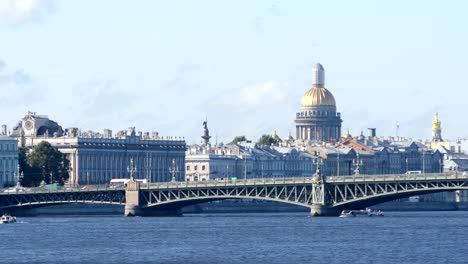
[1,125,7,135]
[152,132,159,140]
[367,128,376,138]
[104,129,112,138]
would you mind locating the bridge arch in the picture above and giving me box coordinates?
[331,187,468,211]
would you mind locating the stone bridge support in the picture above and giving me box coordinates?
[124,180,181,217]
[309,174,341,217]
[124,180,141,217]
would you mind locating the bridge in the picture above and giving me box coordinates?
[1,172,467,216]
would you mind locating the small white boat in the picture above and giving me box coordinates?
[367,209,384,217]
[0,214,17,224]
[339,208,384,217]
[339,210,356,217]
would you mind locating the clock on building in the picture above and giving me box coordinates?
[24,120,34,130]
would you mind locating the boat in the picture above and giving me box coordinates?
[339,208,384,217]
[339,210,356,217]
[0,214,17,224]
[366,208,384,217]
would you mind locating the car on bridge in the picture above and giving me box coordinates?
[3,188,25,193]
[81,185,94,191]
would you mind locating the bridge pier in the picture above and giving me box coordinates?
[124,179,183,217]
[125,205,181,217]
[310,204,340,217]
[125,179,142,217]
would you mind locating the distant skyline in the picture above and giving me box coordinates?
[1,0,468,144]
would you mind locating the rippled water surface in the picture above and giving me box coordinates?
[1,211,467,264]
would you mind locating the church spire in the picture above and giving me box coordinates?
[432,112,443,142]
[312,63,325,87]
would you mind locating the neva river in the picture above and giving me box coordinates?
[1,211,467,264]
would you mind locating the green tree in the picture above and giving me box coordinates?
[25,142,70,186]
[257,134,277,146]
[18,148,42,187]
[230,135,248,144]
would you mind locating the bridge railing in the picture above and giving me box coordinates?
[142,172,467,189]
[0,184,125,195]
[325,172,467,183]
[2,172,466,194]
[142,176,315,189]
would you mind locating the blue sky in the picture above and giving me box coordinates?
[1,0,467,143]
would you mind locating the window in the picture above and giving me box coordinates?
[194,165,198,171]
[186,165,190,171]
[202,165,206,171]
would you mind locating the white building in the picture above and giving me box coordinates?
[0,135,19,188]
[11,112,186,185]
[185,143,315,181]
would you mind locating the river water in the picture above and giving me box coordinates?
[1,211,467,264]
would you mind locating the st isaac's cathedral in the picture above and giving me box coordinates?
[295,63,342,143]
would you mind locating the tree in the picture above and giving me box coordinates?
[25,142,70,186]
[230,135,248,144]
[257,134,278,146]
[18,148,42,187]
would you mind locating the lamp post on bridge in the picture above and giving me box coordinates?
[405,157,409,174]
[127,158,137,181]
[422,150,426,175]
[353,153,363,175]
[313,153,324,182]
[15,164,20,188]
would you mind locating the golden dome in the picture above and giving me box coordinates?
[432,112,441,129]
[301,86,336,107]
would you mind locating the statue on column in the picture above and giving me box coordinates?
[201,120,211,148]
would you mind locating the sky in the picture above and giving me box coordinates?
[0,0,467,144]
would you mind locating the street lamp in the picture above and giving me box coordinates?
[337,151,340,177]
[405,157,409,173]
[422,151,425,174]
[353,153,363,175]
[127,158,137,181]
[15,164,20,188]
[68,166,73,187]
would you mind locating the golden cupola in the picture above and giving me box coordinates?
[432,112,441,129]
[300,63,336,107]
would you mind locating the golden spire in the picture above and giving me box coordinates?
[432,112,441,129]
[272,130,278,139]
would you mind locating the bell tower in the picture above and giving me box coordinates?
[432,112,443,142]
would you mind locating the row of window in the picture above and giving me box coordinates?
[187,165,206,171]
[300,110,336,117]
[0,143,17,151]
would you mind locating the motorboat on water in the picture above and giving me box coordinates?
[367,209,384,217]
[339,210,356,217]
[0,214,17,224]
[339,208,384,217]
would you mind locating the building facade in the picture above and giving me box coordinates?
[185,143,316,181]
[295,63,342,143]
[0,135,19,188]
[11,112,186,185]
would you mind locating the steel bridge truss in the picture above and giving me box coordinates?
[0,190,125,209]
[140,184,314,208]
[328,177,468,207]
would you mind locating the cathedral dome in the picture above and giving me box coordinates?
[300,63,336,107]
[300,87,336,107]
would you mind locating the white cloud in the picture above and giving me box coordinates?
[0,0,53,24]
[217,80,288,108]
